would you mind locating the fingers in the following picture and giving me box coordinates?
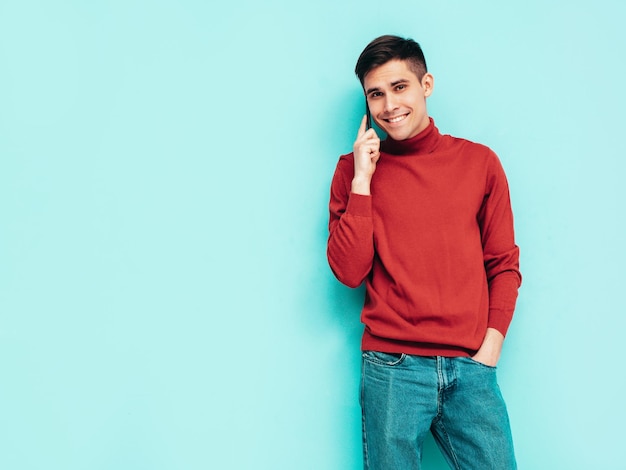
[369,147,381,164]
[354,123,380,157]
[356,116,379,145]
[362,133,381,154]
[357,114,368,138]
[354,115,381,177]
[357,114,379,140]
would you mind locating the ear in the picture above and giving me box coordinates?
[422,73,434,97]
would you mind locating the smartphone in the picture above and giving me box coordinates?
[366,101,372,130]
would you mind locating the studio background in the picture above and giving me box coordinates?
[1,1,624,469]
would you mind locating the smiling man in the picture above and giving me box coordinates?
[327,35,521,469]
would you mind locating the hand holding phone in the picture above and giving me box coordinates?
[352,114,381,195]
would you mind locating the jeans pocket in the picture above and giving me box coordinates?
[463,356,497,370]
[362,350,406,366]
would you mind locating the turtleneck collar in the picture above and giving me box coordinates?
[380,117,442,156]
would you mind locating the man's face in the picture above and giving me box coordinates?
[363,59,433,141]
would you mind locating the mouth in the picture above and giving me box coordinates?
[384,113,409,124]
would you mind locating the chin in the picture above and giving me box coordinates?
[385,129,410,141]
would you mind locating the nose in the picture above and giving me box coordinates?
[383,95,399,113]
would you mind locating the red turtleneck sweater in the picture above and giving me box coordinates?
[327,119,521,356]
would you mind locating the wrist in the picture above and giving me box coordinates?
[351,175,372,195]
[473,328,504,365]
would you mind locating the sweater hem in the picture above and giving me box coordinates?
[361,329,475,357]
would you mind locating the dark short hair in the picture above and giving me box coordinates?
[355,35,428,86]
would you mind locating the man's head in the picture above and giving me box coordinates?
[355,35,428,86]
[355,35,434,141]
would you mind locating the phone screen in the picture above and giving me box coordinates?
[366,102,372,130]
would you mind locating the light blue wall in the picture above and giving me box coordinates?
[1,1,625,468]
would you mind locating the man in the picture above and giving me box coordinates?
[327,35,521,469]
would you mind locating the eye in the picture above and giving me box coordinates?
[395,84,407,91]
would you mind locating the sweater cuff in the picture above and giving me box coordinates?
[346,193,372,217]
[487,308,514,337]
[487,271,520,337]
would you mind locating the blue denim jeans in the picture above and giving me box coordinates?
[360,352,516,470]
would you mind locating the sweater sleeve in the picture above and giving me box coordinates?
[327,155,375,288]
[479,151,522,336]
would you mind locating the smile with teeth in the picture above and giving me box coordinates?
[386,114,409,123]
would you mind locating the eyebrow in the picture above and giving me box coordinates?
[365,79,410,95]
